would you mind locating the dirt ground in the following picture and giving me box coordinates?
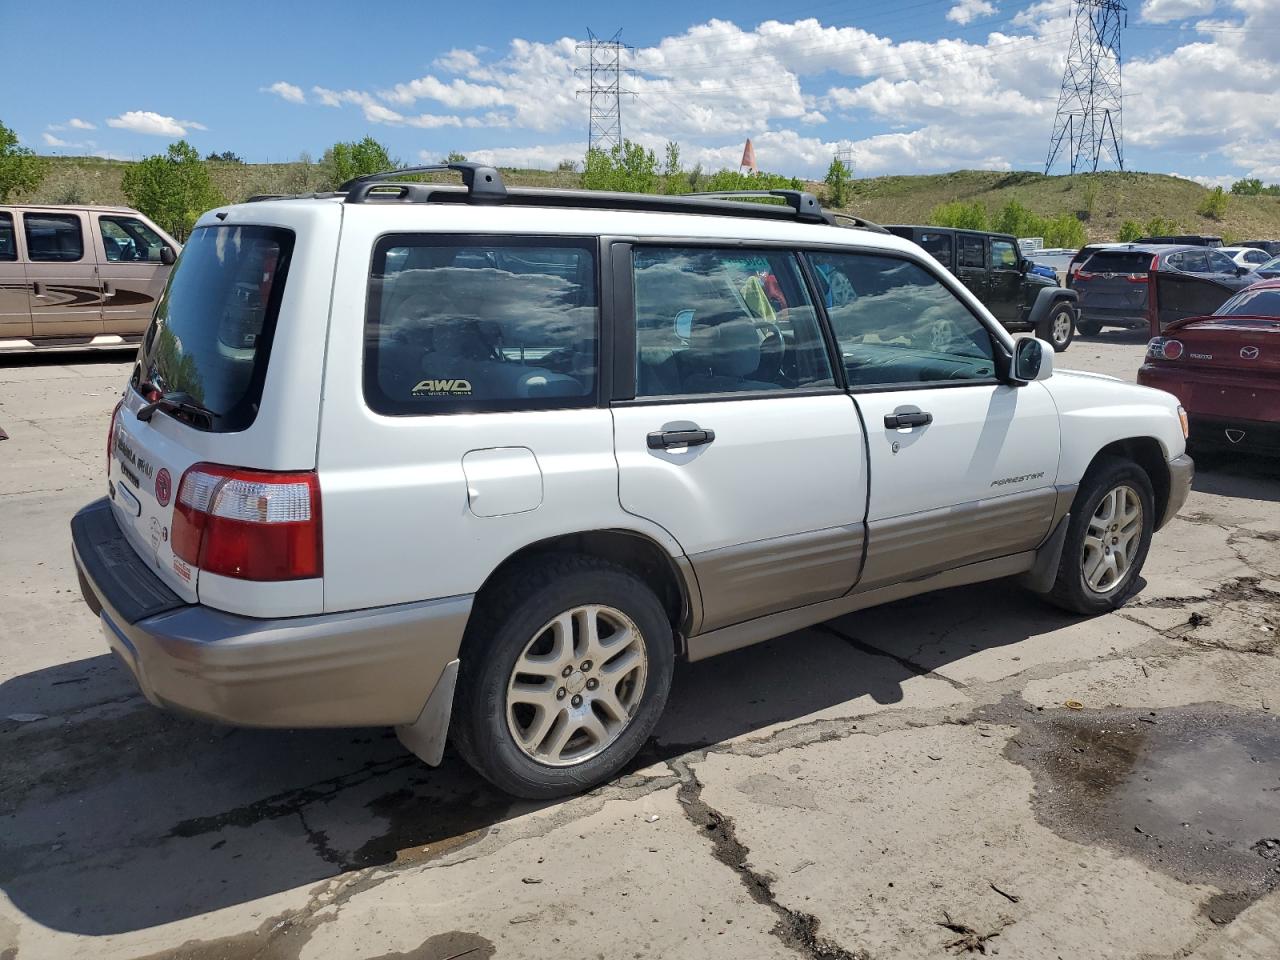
[2,332,1278,960]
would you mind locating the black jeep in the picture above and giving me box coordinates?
[886,225,1079,351]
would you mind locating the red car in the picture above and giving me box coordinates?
[1138,278,1280,454]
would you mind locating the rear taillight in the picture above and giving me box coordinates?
[1075,270,1094,281]
[107,399,122,475]
[1147,338,1183,360]
[172,464,322,581]
[1125,273,1148,283]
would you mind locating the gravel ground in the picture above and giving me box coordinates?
[1,331,1278,960]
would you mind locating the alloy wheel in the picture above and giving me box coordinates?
[1082,484,1143,594]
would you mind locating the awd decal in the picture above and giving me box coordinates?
[412,378,473,397]
[991,471,1045,487]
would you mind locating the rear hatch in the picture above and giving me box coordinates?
[1075,250,1153,318]
[108,223,296,601]
[1165,314,1280,376]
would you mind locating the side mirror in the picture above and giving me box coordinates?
[1236,266,1248,276]
[160,246,176,266]
[675,309,694,340]
[1012,337,1054,384]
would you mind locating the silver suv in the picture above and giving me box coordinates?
[71,165,1192,798]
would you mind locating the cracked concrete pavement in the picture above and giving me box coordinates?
[2,335,1279,960]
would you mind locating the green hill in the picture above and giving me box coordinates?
[24,156,1280,245]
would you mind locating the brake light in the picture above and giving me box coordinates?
[1147,338,1183,360]
[1125,273,1148,283]
[107,399,122,475]
[1075,270,1094,281]
[172,464,322,581]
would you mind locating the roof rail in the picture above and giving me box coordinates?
[831,211,891,235]
[682,189,825,222]
[341,162,507,203]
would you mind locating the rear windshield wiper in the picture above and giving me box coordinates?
[136,391,219,427]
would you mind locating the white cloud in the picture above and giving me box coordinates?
[1141,0,1217,23]
[68,117,96,130]
[263,81,305,104]
[106,111,205,136]
[42,133,71,147]
[433,49,483,74]
[380,75,507,109]
[1170,171,1235,189]
[312,86,344,108]
[947,0,997,25]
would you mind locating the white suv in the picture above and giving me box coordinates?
[72,164,1192,798]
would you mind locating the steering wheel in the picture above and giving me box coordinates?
[752,319,786,380]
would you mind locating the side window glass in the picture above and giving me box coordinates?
[917,232,953,269]
[958,235,985,269]
[0,213,15,261]
[364,238,598,415]
[991,239,1018,269]
[1179,250,1209,272]
[24,213,83,262]
[807,251,996,388]
[100,216,166,263]
[1208,251,1235,273]
[633,247,834,398]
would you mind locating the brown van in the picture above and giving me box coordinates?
[0,205,179,352]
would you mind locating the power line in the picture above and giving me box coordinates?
[1045,0,1126,174]
[575,29,636,153]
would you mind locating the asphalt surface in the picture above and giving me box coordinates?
[2,332,1279,960]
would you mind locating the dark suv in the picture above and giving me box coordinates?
[1074,244,1257,335]
[887,225,1079,351]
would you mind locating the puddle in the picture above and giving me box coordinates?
[1005,703,1280,923]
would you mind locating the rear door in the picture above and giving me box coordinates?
[611,243,867,632]
[1156,250,1238,329]
[987,236,1022,323]
[0,211,31,340]
[22,209,104,338]
[955,232,988,302]
[806,248,1060,590]
[94,213,178,337]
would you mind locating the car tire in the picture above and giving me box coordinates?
[1077,319,1102,337]
[1045,456,1155,616]
[450,554,675,799]
[1037,302,1076,352]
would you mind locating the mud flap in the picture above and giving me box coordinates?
[1020,514,1070,594]
[395,658,460,766]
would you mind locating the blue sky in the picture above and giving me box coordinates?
[5,0,1277,184]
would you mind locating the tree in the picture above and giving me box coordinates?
[992,199,1042,238]
[0,119,48,202]
[824,157,851,208]
[661,141,683,195]
[322,136,394,187]
[1197,186,1229,220]
[446,150,467,163]
[121,140,224,241]
[582,140,659,193]
[205,150,244,163]
[929,200,988,231]
[1230,177,1263,196]
[1118,219,1143,242]
[1042,212,1086,249]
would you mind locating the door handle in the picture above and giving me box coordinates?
[103,281,115,299]
[884,411,932,429]
[32,281,47,298]
[647,428,716,450]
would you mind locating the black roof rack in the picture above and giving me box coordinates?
[251,161,893,231]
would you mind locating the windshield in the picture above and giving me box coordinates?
[1259,257,1280,273]
[1214,288,1280,318]
[134,225,294,432]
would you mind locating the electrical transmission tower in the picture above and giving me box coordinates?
[1044,0,1126,175]
[835,142,856,176]
[576,29,634,154]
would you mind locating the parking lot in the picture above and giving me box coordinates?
[2,334,1279,960]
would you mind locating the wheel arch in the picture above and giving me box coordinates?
[469,529,699,655]
[1085,437,1172,529]
[1024,285,1079,326]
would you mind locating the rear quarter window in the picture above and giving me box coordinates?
[363,236,599,415]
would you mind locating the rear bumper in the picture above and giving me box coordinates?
[1189,417,1280,455]
[71,497,471,730]
[1161,453,1194,529]
[1078,306,1148,329]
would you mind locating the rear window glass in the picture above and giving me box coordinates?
[364,236,598,415]
[0,213,15,261]
[1083,252,1153,274]
[1216,289,1280,317]
[134,225,294,432]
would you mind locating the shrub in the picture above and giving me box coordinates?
[582,140,659,193]
[824,157,852,208]
[322,137,395,188]
[1118,219,1142,242]
[1043,212,1086,249]
[929,200,988,231]
[1197,186,1228,220]
[1230,178,1262,196]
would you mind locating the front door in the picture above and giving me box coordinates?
[612,244,868,633]
[94,213,175,337]
[0,212,31,340]
[806,248,1061,591]
[987,236,1023,323]
[22,210,103,338]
